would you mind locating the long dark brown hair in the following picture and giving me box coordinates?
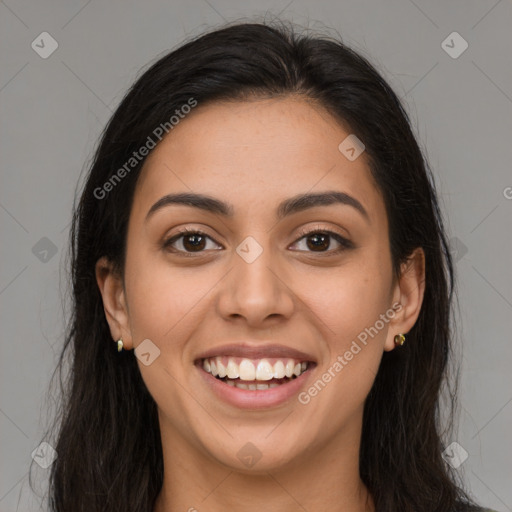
[33,18,482,512]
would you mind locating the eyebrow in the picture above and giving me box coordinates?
[145,190,369,223]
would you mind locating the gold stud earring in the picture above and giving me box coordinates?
[394,333,405,347]
[116,339,123,352]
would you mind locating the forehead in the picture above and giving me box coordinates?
[132,96,383,223]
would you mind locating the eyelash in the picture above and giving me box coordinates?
[162,226,354,258]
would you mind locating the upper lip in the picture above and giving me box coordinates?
[196,343,317,363]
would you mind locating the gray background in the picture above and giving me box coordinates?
[1,1,511,511]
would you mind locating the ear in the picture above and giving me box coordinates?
[384,247,426,352]
[95,256,134,350]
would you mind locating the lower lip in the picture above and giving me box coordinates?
[196,363,315,409]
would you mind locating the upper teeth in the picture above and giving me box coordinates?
[202,357,308,380]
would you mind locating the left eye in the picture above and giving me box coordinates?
[290,229,353,254]
[162,228,353,255]
[162,229,221,254]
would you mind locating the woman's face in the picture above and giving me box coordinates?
[97,96,424,473]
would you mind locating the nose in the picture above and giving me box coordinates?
[216,237,295,328]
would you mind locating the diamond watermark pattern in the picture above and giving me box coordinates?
[32,237,58,263]
[338,134,365,161]
[441,32,468,59]
[31,32,59,59]
[134,338,161,366]
[31,442,57,469]
[236,236,263,264]
[442,441,469,469]
[449,236,468,263]
[236,442,262,468]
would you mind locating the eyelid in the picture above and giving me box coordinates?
[162,224,354,255]
[293,224,350,243]
[290,225,354,253]
[162,226,222,253]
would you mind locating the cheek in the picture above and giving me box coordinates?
[298,256,392,347]
[311,250,392,407]
[123,248,200,346]
[297,267,391,438]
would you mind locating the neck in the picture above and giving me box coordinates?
[153,413,374,512]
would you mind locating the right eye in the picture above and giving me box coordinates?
[162,228,223,256]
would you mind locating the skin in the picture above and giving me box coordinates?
[96,95,425,512]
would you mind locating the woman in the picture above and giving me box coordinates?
[39,20,497,512]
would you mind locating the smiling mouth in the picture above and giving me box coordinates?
[198,356,314,390]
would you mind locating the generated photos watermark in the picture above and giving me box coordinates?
[94,97,198,200]
[298,302,402,405]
